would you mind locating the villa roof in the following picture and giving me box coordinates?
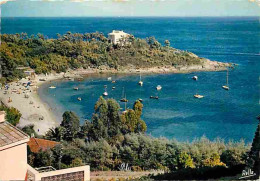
[108,30,129,35]
[0,121,29,149]
[28,138,60,153]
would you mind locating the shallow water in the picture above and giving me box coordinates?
[3,17,260,142]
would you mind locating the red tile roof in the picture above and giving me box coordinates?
[27,138,60,153]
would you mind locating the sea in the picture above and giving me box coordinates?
[2,17,260,142]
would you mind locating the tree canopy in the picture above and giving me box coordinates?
[0,105,21,126]
[0,32,204,83]
[61,111,80,141]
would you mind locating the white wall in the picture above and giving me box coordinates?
[0,143,28,181]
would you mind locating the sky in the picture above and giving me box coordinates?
[1,0,260,17]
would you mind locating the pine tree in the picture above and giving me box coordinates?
[61,111,80,141]
[248,115,260,177]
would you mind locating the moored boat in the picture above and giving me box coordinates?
[194,94,204,99]
[192,76,198,81]
[150,96,159,99]
[156,85,162,90]
[222,85,229,90]
[103,86,108,96]
[138,98,143,102]
[222,68,229,90]
[120,87,128,102]
[49,86,56,89]
[120,98,128,102]
[138,72,143,86]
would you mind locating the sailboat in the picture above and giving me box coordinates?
[122,101,128,113]
[222,68,229,90]
[103,86,108,96]
[193,80,203,98]
[138,73,143,86]
[120,87,128,102]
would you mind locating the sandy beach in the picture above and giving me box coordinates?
[0,73,66,135]
[0,60,231,135]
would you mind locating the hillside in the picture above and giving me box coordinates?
[0,32,229,82]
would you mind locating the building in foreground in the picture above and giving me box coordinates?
[0,111,90,181]
[108,30,130,45]
[0,111,29,180]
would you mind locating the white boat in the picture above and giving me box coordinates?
[77,97,82,101]
[156,85,162,90]
[194,94,204,99]
[103,87,108,96]
[138,73,143,86]
[222,85,229,90]
[49,86,56,89]
[138,81,143,86]
[150,96,159,99]
[107,77,112,81]
[192,76,198,81]
[222,68,229,90]
[73,87,79,90]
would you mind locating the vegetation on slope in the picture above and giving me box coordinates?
[0,105,21,126]
[26,97,250,179]
[1,32,207,83]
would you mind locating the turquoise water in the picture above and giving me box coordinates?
[3,17,259,142]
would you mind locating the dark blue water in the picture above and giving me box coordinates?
[2,17,259,142]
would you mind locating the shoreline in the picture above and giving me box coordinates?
[0,61,232,135]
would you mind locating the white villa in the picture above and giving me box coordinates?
[108,30,130,45]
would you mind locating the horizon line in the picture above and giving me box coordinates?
[2,15,259,18]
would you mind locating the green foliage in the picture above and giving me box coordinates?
[177,152,195,169]
[0,33,205,82]
[182,136,226,167]
[70,158,84,167]
[0,105,21,126]
[61,111,80,141]
[164,40,170,47]
[152,164,245,180]
[37,96,251,174]
[86,97,147,141]
[32,150,53,168]
[45,126,66,141]
[202,153,226,167]
[221,140,248,167]
[248,118,260,173]
[22,124,38,137]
